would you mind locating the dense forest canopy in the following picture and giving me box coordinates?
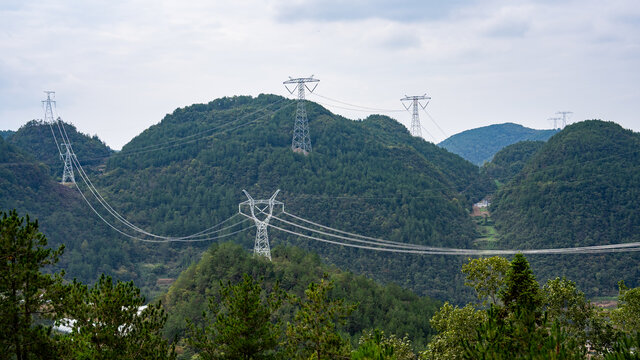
[3,96,640,303]
[438,122,558,165]
[490,120,640,293]
[161,242,440,352]
[8,119,112,179]
[0,130,15,139]
[482,140,546,185]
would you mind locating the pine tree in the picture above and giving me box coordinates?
[187,273,285,360]
[0,210,66,360]
[286,276,355,360]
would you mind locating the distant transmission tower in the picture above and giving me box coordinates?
[401,94,431,137]
[239,190,283,260]
[42,91,75,184]
[556,111,573,129]
[548,117,561,130]
[284,76,319,154]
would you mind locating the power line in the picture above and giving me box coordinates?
[268,213,640,256]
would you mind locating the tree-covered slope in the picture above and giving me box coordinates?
[161,242,440,350]
[0,130,14,139]
[490,120,640,296]
[482,140,546,185]
[86,94,493,301]
[8,119,112,179]
[439,123,558,165]
[0,136,141,286]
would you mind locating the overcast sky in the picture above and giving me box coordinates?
[1,0,639,149]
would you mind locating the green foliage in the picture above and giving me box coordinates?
[0,210,66,360]
[611,281,640,334]
[438,122,557,165]
[4,95,494,303]
[186,274,285,360]
[461,256,510,306]
[161,243,440,351]
[286,276,355,360]
[542,277,591,343]
[500,254,541,316]
[59,274,175,360]
[0,138,139,293]
[0,129,15,139]
[482,140,545,184]
[605,332,640,360]
[420,302,486,360]
[463,306,585,360]
[491,120,640,298]
[8,119,112,179]
[352,329,416,360]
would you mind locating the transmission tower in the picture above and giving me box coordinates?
[284,76,319,154]
[556,111,573,129]
[548,117,561,130]
[42,91,75,184]
[401,94,431,137]
[239,190,283,260]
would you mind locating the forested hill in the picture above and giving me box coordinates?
[0,130,14,139]
[91,94,493,300]
[0,136,138,286]
[438,123,558,165]
[490,120,640,294]
[8,119,112,179]
[482,140,546,184]
[162,242,440,351]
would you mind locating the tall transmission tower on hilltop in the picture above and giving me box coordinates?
[239,190,283,260]
[556,111,573,129]
[42,91,75,184]
[284,76,319,154]
[401,94,431,137]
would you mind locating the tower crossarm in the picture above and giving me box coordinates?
[400,94,431,137]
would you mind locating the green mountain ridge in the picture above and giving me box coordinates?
[482,140,546,184]
[439,122,558,165]
[491,120,640,293]
[3,94,494,302]
[8,119,113,179]
[0,130,14,139]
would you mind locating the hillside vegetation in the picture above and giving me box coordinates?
[0,130,14,139]
[491,120,640,294]
[9,119,112,179]
[0,136,141,286]
[161,242,440,352]
[2,94,495,302]
[90,94,494,300]
[439,123,557,165]
[482,140,546,185]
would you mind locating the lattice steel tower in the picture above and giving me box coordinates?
[548,117,561,130]
[42,91,75,184]
[401,94,431,137]
[239,190,283,260]
[284,76,319,154]
[556,111,572,129]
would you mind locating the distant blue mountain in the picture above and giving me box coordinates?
[438,123,558,165]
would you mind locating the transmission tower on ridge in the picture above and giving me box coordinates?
[548,117,561,130]
[401,94,431,137]
[284,76,319,154]
[239,190,283,260]
[42,91,75,184]
[556,111,573,129]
